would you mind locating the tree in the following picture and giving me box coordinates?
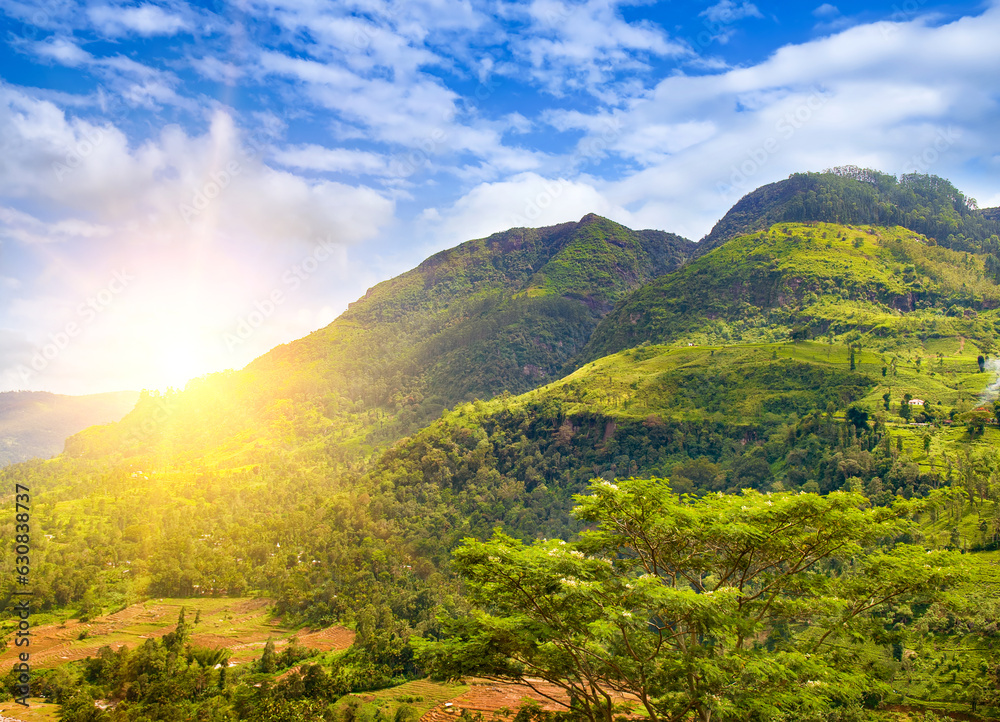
[161,607,189,653]
[418,479,964,722]
[959,408,990,439]
[900,394,912,421]
[845,405,869,430]
[259,639,277,674]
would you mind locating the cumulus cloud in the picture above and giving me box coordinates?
[538,3,1000,239]
[813,4,840,18]
[0,86,393,246]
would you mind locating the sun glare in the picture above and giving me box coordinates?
[137,323,223,392]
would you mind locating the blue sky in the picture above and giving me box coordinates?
[1,0,999,395]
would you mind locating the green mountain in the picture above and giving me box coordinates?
[65,214,694,466]
[699,167,1000,253]
[256,212,694,406]
[0,390,138,466]
[5,172,1000,721]
[582,221,1000,362]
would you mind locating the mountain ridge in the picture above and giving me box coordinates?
[0,389,138,466]
[697,166,1000,253]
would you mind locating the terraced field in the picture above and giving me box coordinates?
[0,597,354,670]
[421,679,571,722]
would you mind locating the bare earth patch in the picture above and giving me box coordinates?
[421,679,570,722]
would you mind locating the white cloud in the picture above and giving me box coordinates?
[272,144,391,176]
[0,207,112,245]
[30,36,92,66]
[542,3,1000,239]
[813,4,840,18]
[258,50,544,179]
[423,172,631,246]
[0,85,394,247]
[191,55,244,84]
[88,3,190,37]
[500,0,685,99]
[701,0,763,24]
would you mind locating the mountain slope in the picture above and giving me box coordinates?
[256,213,693,406]
[699,167,1000,254]
[581,222,1000,362]
[0,390,138,466]
[65,214,694,465]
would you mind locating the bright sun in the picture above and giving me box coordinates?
[137,325,222,392]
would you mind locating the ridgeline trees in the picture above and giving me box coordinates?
[418,478,964,722]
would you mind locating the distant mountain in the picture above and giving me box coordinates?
[0,390,139,465]
[698,166,1000,253]
[981,206,1000,222]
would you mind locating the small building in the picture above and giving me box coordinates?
[908,398,925,406]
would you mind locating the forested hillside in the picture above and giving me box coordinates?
[2,172,1000,721]
[699,167,1000,253]
[582,222,1000,361]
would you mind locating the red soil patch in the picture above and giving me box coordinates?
[422,679,570,722]
[0,599,352,669]
[296,625,356,651]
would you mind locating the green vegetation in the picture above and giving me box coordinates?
[417,478,965,722]
[700,167,999,253]
[583,222,1000,362]
[3,172,1000,720]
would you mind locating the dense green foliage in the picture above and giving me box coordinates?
[3,172,1000,720]
[417,478,965,722]
[700,167,1000,253]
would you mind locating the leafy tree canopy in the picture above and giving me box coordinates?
[417,478,965,722]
